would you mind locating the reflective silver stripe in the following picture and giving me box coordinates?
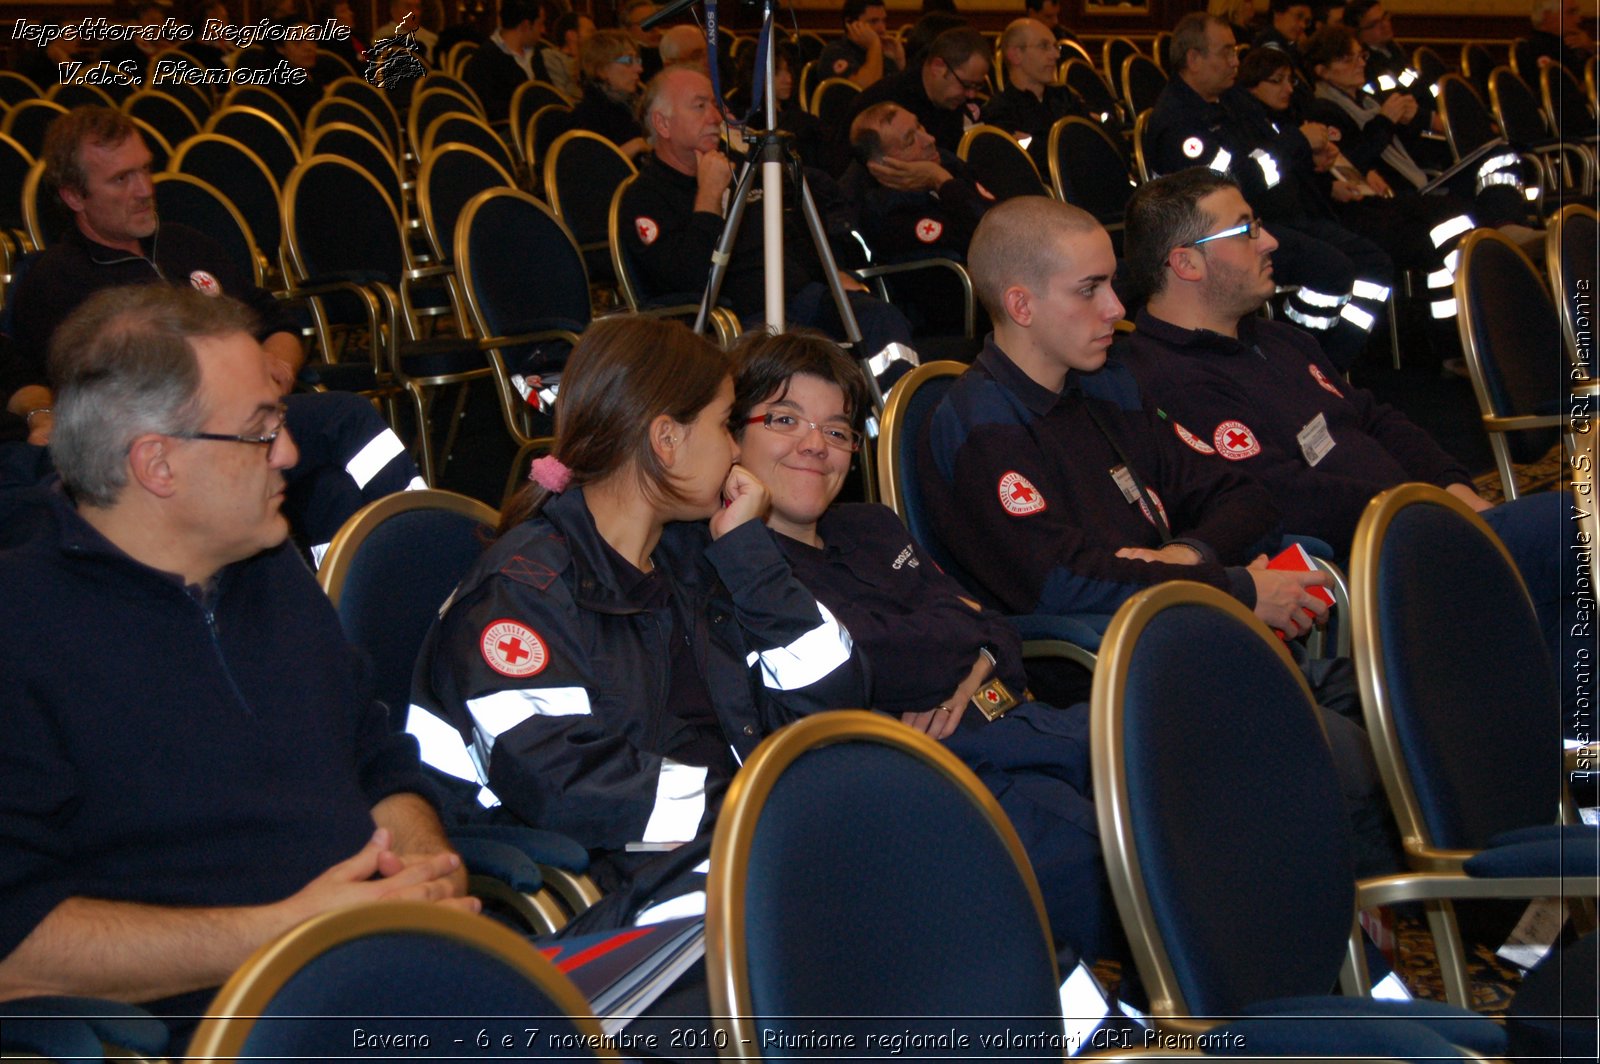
[1283,305,1340,330]
[641,759,708,844]
[1444,249,1461,273]
[475,784,500,808]
[1428,214,1474,248]
[1296,287,1348,308]
[1427,268,1453,289]
[1524,186,1542,201]
[406,703,482,783]
[635,889,707,925]
[743,601,854,690]
[1478,171,1524,191]
[1351,279,1391,301]
[1398,68,1419,87]
[1430,83,1441,98]
[346,428,406,489]
[1377,74,1397,91]
[1429,216,1474,247]
[468,687,592,749]
[1250,148,1281,187]
[867,342,920,378]
[1340,303,1377,331]
[1477,152,1520,177]
[406,476,428,490]
[1207,147,1233,173]
[1430,297,1459,319]
[310,542,331,568]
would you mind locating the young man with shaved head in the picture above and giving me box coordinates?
[916,196,1330,639]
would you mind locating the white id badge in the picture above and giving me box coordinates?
[1109,465,1140,503]
[1298,411,1335,467]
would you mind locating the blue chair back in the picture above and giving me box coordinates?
[171,134,283,264]
[189,903,612,1060]
[1351,485,1559,852]
[1093,582,1355,1017]
[876,361,966,578]
[319,489,498,729]
[708,711,1062,1056]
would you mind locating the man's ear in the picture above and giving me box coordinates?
[649,413,681,465]
[58,184,86,214]
[1168,245,1204,282]
[649,106,671,141]
[126,434,179,499]
[1001,283,1033,328]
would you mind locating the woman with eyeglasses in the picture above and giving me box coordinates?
[567,29,649,159]
[729,329,1116,970]
[406,316,862,901]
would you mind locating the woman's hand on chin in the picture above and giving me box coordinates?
[710,463,771,539]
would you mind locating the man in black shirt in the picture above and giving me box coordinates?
[842,26,989,164]
[816,0,905,89]
[982,18,1089,171]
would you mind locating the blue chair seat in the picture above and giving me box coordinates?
[0,996,170,1060]
[1010,611,1111,652]
[397,337,486,378]
[297,361,382,392]
[450,821,591,872]
[1212,1016,1468,1061]
[1463,829,1600,877]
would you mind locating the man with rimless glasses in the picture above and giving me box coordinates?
[0,286,472,1051]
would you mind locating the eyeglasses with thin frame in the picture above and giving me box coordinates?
[170,403,289,448]
[1189,218,1262,246]
[1332,49,1369,64]
[943,63,987,93]
[610,54,640,65]
[746,411,862,452]
[1027,39,1061,53]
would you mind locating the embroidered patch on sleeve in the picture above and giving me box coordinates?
[1213,419,1262,460]
[480,619,549,678]
[998,471,1047,515]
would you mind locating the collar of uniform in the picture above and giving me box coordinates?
[1165,72,1221,114]
[976,333,1073,417]
[1134,307,1258,356]
[45,480,246,601]
[644,151,698,189]
[69,223,157,265]
[541,486,657,614]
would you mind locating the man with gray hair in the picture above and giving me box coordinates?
[916,196,1330,641]
[0,285,474,1049]
[980,18,1090,170]
[1527,0,1594,71]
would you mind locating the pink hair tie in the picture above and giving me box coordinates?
[528,455,573,492]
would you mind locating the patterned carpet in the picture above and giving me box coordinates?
[1472,444,1569,505]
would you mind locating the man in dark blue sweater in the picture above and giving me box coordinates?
[0,286,475,1045]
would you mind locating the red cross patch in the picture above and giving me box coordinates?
[1308,363,1344,398]
[832,57,850,74]
[998,471,1047,516]
[1173,420,1216,454]
[982,688,1002,705]
[1182,135,1205,159]
[188,270,221,296]
[1137,487,1169,528]
[635,216,659,245]
[915,217,943,243]
[480,618,549,678]
[1213,419,1262,460]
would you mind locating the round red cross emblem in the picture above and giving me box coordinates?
[635,216,659,245]
[998,471,1047,516]
[915,217,943,243]
[1309,363,1344,398]
[480,619,549,678]
[1213,420,1262,461]
[189,270,221,296]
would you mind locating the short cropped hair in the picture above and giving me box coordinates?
[1122,169,1239,300]
[498,0,539,29]
[849,101,901,162]
[999,18,1036,55]
[1530,0,1562,28]
[968,196,1101,319]
[1269,0,1310,12]
[41,106,139,198]
[924,26,987,71]
[49,285,260,508]
[842,0,883,24]
[1170,12,1220,76]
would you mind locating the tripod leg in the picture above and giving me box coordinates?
[695,158,760,335]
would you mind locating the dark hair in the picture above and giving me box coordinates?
[1268,0,1310,12]
[1237,45,1293,88]
[499,0,540,29]
[1302,24,1357,72]
[50,285,259,508]
[498,316,732,535]
[924,25,987,71]
[729,330,872,436]
[841,0,884,23]
[921,0,958,13]
[1340,0,1379,27]
[849,101,900,162]
[1123,169,1240,300]
[42,106,139,197]
[1022,0,1049,14]
[552,10,583,39]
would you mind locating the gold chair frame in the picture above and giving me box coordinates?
[1348,483,1600,1007]
[706,710,1058,1057]
[957,123,1050,197]
[188,902,614,1061]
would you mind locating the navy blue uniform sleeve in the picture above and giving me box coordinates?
[621,170,723,303]
[1305,98,1398,173]
[703,519,867,722]
[408,571,668,851]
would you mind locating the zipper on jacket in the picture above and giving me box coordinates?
[202,602,256,717]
